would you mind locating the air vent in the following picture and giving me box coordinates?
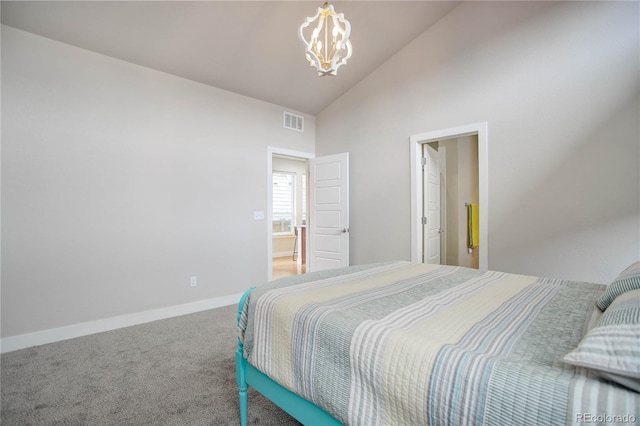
[283,112,304,132]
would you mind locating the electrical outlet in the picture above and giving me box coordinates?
[190,276,197,287]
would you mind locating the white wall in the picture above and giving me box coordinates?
[1,26,315,338]
[316,1,640,283]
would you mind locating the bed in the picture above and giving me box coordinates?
[236,261,640,425]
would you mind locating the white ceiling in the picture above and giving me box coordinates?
[1,1,460,115]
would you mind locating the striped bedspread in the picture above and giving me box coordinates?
[239,261,638,425]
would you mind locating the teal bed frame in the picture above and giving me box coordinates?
[235,287,342,426]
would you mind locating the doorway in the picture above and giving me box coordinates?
[426,136,479,269]
[410,123,489,270]
[268,148,312,281]
[267,148,351,281]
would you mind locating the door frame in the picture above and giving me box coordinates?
[410,122,489,270]
[267,147,314,281]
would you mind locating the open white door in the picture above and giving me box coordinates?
[423,145,441,264]
[309,152,349,271]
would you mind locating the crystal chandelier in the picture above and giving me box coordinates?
[298,1,352,77]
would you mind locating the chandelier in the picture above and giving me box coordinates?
[298,1,352,77]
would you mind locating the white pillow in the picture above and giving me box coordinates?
[564,289,640,392]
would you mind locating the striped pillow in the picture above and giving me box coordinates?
[564,289,640,392]
[596,261,640,311]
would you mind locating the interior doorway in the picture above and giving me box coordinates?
[410,123,489,270]
[426,136,479,269]
[267,148,351,281]
[267,147,313,281]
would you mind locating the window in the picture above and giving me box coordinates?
[273,172,295,234]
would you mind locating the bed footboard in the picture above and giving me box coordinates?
[236,287,254,426]
[235,286,341,426]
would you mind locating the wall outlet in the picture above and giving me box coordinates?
[190,276,197,287]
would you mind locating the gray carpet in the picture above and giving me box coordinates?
[1,304,301,425]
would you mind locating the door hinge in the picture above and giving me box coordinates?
[421,157,427,167]
[421,217,427,225]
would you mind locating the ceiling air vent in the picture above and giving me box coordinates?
[283,112,304,132]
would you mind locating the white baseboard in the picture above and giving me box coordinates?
[0,292,244,354]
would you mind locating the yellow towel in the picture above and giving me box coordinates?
[467,203,479,248]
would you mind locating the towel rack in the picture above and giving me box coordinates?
[466,202,479,250]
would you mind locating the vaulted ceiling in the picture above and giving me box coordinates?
[1,1,460,115]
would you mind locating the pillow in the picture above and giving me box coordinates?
[564,289,640,392]
[596,261,640,311]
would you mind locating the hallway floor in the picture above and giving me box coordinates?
[272,256,306,280]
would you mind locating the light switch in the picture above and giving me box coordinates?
[253,211,265,220]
